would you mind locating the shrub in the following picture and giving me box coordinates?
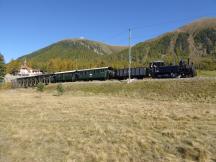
[0,82,12,89]
[37,82,45,92]
[56,84,64,96]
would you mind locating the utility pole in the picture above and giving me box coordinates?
[76,58,78,70]
[128,28,132,83]
[173,53,176,65]
[172,41,176,65]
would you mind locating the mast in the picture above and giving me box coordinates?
[128,28,132,83]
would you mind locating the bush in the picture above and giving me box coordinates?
[56,84,64,96]
[37,82,45,92]
[0,82,12,89]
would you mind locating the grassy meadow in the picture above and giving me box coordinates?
[197,70,216,77]
[0,77,216,162]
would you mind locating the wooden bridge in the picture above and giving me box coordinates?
[12,74,54,88]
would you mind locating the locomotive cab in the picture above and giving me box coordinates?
[149,60,180,78]
[149,61,165,68]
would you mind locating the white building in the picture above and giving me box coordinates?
[17,60,42,77]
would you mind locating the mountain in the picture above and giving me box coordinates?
[13,39,127,72]
[19,39,127,62]
[116,18,216,70]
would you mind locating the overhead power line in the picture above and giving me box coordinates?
[132,12,216,30]
[101,12,216,45]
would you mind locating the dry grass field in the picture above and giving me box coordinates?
[0,78,216,162]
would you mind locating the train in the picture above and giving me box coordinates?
[12,60,196,88]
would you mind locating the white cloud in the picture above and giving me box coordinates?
[79,36,85,40]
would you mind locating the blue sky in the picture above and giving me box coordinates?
[0,0,216,62]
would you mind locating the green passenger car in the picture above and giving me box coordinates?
[54,70,76,82]
[53,67,114,83]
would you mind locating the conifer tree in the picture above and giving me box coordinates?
[0,53,6,78]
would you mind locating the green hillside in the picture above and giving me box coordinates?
[19,39,127,62]
[7,18,216,73]
[114,18,216,70]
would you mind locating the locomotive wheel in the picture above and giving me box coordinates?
[170,73,179,78]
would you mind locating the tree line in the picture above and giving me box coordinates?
[6,58,130,74]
